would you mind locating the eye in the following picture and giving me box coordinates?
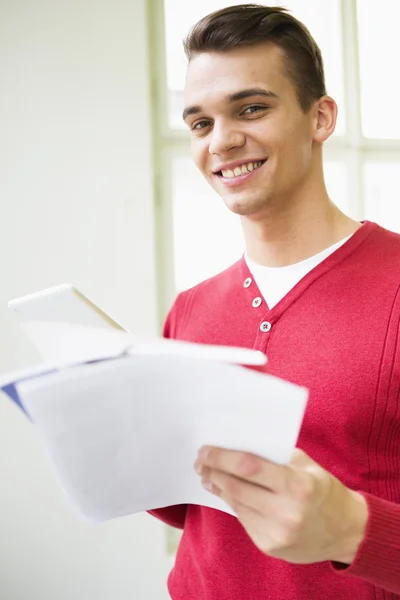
[242,105,268,115]
[191,119,212,131]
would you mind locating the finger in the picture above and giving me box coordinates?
[197,446,290,492]
[204,472,309,556]
[203,469,275,517]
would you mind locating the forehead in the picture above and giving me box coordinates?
[184,43,295,105]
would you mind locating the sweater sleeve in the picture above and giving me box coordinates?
[147,293,189,530]
[148,505,187,530]
[330,491,400,593]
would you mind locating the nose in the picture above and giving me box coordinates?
[208,120,245,156]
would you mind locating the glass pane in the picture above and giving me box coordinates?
[357,0,400,139]
[363,162,400,232]
[172,157,348,292]
[164,0,345,135]
[324,161,349,216]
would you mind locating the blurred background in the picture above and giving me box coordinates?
[0,0,399,598]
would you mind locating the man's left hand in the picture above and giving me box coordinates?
[194,447,368,565]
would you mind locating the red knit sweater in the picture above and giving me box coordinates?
[150,221,400,599]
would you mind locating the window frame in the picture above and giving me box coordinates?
[148,0,400,323]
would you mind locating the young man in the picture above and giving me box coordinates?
[151,5,400,599]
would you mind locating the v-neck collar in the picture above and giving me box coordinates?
[239,221,379,317]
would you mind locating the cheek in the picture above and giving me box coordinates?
[191,140,208,173]
[275,131,311,168]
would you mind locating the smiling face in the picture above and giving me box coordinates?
[183,43,327,219]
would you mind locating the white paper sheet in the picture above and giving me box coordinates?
[16,353,308,522]
[19,320,133,363]
[0,323,267,398]
[17,321,268,367]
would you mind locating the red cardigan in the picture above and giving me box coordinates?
[150,221,400,599]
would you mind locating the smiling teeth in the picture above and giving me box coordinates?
[221,161,264,178]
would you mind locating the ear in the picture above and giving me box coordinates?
[312,96,338,143]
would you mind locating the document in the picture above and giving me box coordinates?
[2,323,308,522]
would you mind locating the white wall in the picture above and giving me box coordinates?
[0,1,172,598]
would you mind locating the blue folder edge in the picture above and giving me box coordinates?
[2,383,25,411]
[1,357,115,416]
[1,369,56,416]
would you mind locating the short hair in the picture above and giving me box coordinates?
[183,4,327,112]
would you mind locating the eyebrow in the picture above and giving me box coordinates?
[182,87,279,121]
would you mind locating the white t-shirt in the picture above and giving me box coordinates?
[245,235,352,310]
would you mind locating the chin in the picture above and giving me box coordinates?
[223,194,270,217]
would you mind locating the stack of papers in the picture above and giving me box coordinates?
[1,323,308,522]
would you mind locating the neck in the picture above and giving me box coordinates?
[242,185,360,268]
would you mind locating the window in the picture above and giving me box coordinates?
[151,0,400,312]
[364,162,400,230]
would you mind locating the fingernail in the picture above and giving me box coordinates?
[202,480,213,493]
[198,446,210,461]
[194,459,202,475]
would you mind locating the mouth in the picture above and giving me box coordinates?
[214,160,266,179]
[214,159,267,187]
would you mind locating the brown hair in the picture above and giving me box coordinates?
[183,4,326,112]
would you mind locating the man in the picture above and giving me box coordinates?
[150,5,400,599]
